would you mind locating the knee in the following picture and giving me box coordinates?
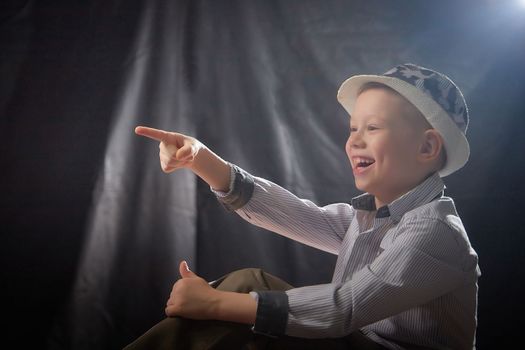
[216,268,267,293]
[231,268,264,278]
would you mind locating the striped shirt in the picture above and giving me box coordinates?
[215,164,480,349]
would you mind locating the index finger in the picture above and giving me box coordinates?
[135,126,168,142]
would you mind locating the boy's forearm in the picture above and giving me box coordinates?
[214,290,257,325]
[189,146,231,192]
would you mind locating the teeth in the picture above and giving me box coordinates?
[354,157,374,167]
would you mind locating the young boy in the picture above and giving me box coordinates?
[125,64,480,349]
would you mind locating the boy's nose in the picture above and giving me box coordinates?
[349,132,365,148]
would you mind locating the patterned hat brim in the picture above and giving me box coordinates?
[337,75,470,177]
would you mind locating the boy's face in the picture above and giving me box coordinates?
[346,87,429,207]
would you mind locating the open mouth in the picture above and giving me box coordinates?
[353,157,375,171]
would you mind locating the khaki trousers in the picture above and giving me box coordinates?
[123,268,387,350]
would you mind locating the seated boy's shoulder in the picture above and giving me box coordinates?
[402,195,462,226]
[395,196,472,250]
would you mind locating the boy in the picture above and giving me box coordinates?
[125,64,480,349]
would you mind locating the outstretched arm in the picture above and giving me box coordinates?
[135,126,231,192]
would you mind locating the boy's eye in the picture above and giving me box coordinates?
[367,125,379,131]
[350,127,358,133]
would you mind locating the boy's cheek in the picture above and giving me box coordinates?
[345,140,354,160]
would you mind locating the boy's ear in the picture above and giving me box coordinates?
[418,129,443,162]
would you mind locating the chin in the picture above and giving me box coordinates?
[353,179,368,193]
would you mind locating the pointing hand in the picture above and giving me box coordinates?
[135,126,203,173]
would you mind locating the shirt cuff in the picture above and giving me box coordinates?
[211,164,237,198]
[251,290,289,337]
[212,163,255,211]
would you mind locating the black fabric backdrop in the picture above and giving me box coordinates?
[1,0,525,348]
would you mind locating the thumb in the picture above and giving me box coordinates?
[175,138,194,160]
[179,260,197,279]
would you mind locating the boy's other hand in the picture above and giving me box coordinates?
[135,126,203,173]
[165,261,220,320]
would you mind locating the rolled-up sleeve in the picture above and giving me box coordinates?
[251,291,289,337]
[212,163,256,211]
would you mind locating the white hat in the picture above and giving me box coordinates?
[337,63,470,177]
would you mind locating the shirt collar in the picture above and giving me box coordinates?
[350,172,445,223]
